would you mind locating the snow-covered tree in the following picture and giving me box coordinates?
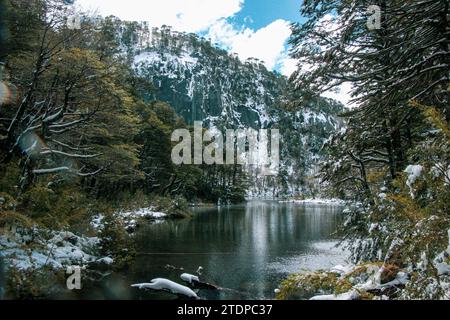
[288,0,449,298]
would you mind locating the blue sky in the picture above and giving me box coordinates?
[76,0,303,76]
[232,0,304,30]
[75,1,352,105]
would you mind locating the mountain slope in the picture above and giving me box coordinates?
[132,28,286,128]
[107,20,344,197]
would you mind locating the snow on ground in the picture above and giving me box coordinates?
[134,51,198,69]
[118,207,168,231]
[295,251,449,300]
[0,230,112,271]
[133,51,198,81]
[90,214,104,230]
[2,206,171,272]
[91,207,168,232]
[433,229,450,276]
[299,263,408,300]
[119,207,167,219]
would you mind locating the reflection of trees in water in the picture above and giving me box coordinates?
[129,201,343,299]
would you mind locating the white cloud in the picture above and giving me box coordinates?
[207,19,292,70]
[76,0,294,74]
[76,0,243,33]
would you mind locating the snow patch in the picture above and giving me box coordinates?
[0,230,110,271]
[131,278,198,298]
[180,273,199,284]
[119,208,167,219]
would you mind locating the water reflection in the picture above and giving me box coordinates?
[116,201,347,300]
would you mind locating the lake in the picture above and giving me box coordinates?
[84,200,347,300]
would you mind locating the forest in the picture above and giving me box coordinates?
[277,0,449,300]
[0,0,449,300]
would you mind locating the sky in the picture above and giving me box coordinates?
[74,0,351,106]
[75,0,301,74]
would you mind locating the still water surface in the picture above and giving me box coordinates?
[87,201,347,299]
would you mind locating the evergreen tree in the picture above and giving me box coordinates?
[289,0,449,297]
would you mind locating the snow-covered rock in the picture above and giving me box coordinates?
[131,278,198,299]
[180,273,199,284]
[0,229,111,271]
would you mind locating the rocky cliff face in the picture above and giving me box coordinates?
[132,27,286,129]
[111,21,343,197]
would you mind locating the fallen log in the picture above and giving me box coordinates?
[180,273,220,290]
[131,278,198,299]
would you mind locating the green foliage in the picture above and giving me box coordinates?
[0,163,20,195]
[5,266,66,299]
[276,262,407,300]
[332,104,450,298]
[276,270,363,300]
[148,194,191,218]
[276,272,339,300]
[287,0,449,299]
[98,212,136,270]
[0,0,250,246]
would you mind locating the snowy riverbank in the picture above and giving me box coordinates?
[277,232,450,300]
[1,206,174,272]
[91,207,169,233]
[277,261,450,300]
[0,229,113,271]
